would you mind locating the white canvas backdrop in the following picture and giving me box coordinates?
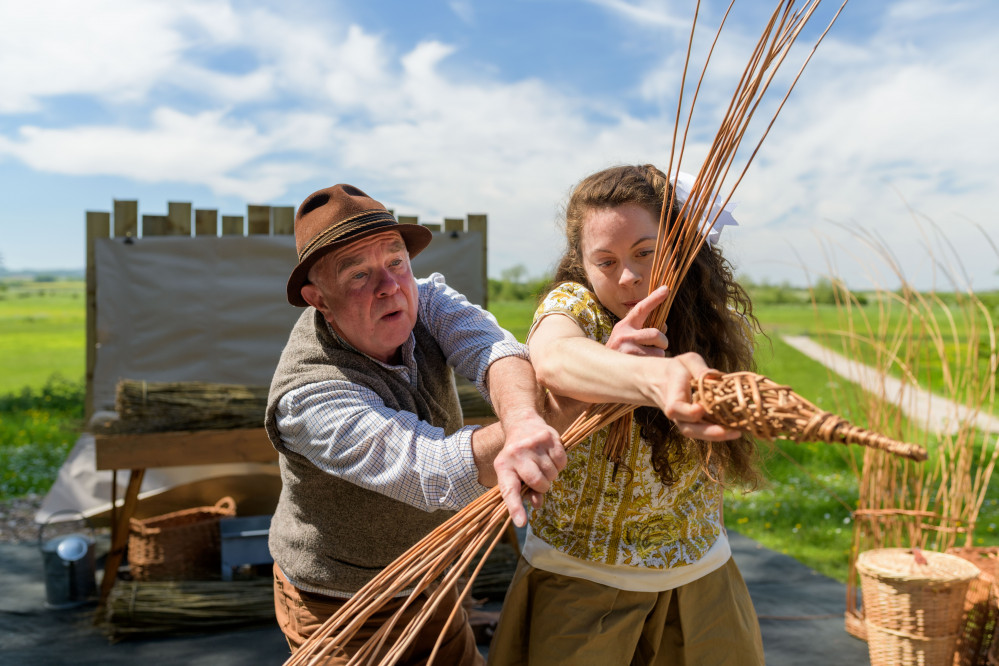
[39,230,485,523]
[91,232,486,413]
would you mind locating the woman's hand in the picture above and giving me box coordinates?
[606,286,669,357]
[656,351,742,442]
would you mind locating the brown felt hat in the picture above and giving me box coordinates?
[286,184,433,306]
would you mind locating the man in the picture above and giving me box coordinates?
[264,183,565,663]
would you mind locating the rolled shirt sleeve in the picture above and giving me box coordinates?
[419,272,529,402]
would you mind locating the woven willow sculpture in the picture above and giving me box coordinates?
[693,371,927,462]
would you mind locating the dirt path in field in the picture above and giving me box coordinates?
[781,335,999,436]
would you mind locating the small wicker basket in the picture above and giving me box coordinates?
[857,548,981,666]
[128,497,237,581]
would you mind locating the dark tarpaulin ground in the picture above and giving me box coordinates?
[0,530,869,665]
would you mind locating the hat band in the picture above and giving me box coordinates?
[298,210,398,261]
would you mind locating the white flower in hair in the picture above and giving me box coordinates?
[671,171,739,246]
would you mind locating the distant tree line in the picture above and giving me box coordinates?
[488,264,552,302]
[487,265,860,306]
[739,276,866,306]
[487,266,999,315]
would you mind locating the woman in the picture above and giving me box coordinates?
[488,164,765,665]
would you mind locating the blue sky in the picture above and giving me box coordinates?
[1,0,997,290]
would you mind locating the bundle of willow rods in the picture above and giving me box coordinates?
[603,0,849,464]
[284,405,630,666]
[108,378,492,433]
[289,1,862,663]
[103,578,274,640]
[112,380,269,433]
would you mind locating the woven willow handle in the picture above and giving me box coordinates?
[691,371,928,462]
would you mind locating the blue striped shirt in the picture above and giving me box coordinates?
[275,272,528,512]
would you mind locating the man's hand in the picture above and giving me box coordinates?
[606,286,669,357]
[491,414,565,528]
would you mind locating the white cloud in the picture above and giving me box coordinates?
[887,0,976,22]
[322,25,395,109]
[449,1,475,24]
[0,0,187,112]
[0,109,282,198]
[720,13,999,290]
[582,0,689,30]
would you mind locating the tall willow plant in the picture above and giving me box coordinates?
[802,223,999,636]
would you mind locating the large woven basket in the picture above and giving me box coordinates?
[947,547,999,666]
[128,497,237,581]
[858,548,981,666]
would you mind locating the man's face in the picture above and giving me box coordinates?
[301,230,419,364]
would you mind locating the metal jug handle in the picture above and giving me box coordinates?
[37,509,97,548]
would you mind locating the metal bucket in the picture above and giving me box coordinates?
[38,510,97,609]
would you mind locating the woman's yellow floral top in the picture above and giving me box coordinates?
[528,282,723,568]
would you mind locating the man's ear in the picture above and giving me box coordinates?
[300,284,328,317]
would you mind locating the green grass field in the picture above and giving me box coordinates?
[0,280,87,498]
[0,280,85,393]
[2,281,996,582]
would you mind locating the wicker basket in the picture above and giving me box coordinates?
[128,497,237,581]
[858,548,981,666]
[846,607,868,641]
[989,599,999,666]
[947,547,999,666]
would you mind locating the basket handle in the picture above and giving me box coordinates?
[215,496,237,513]
[37,509,97,548]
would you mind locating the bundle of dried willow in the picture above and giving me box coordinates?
[112,380,268,433]
[284,405,629,666]
[287,1,865,663]
[106,378,492,433]
[103,578,274,640]
[602,0,849,464]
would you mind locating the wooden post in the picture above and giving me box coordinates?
[113,200,137,238]
[247,204,271,235]
[142,215,168,236]
[85,211,110,422]
[467,214,488,309]
[273,206,294,235]
[221,215,244,236]
[422,223,442,232]
[96,468,145,613]
[443,218,464,233]
[166,202,192,236]
[195,209,218,236]
[398,215,419,225]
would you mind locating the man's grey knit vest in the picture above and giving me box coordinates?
[265,308,463,594]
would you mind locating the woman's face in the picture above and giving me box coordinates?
[580,203,660,320]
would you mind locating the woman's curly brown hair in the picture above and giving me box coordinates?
[541,163,762,488]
